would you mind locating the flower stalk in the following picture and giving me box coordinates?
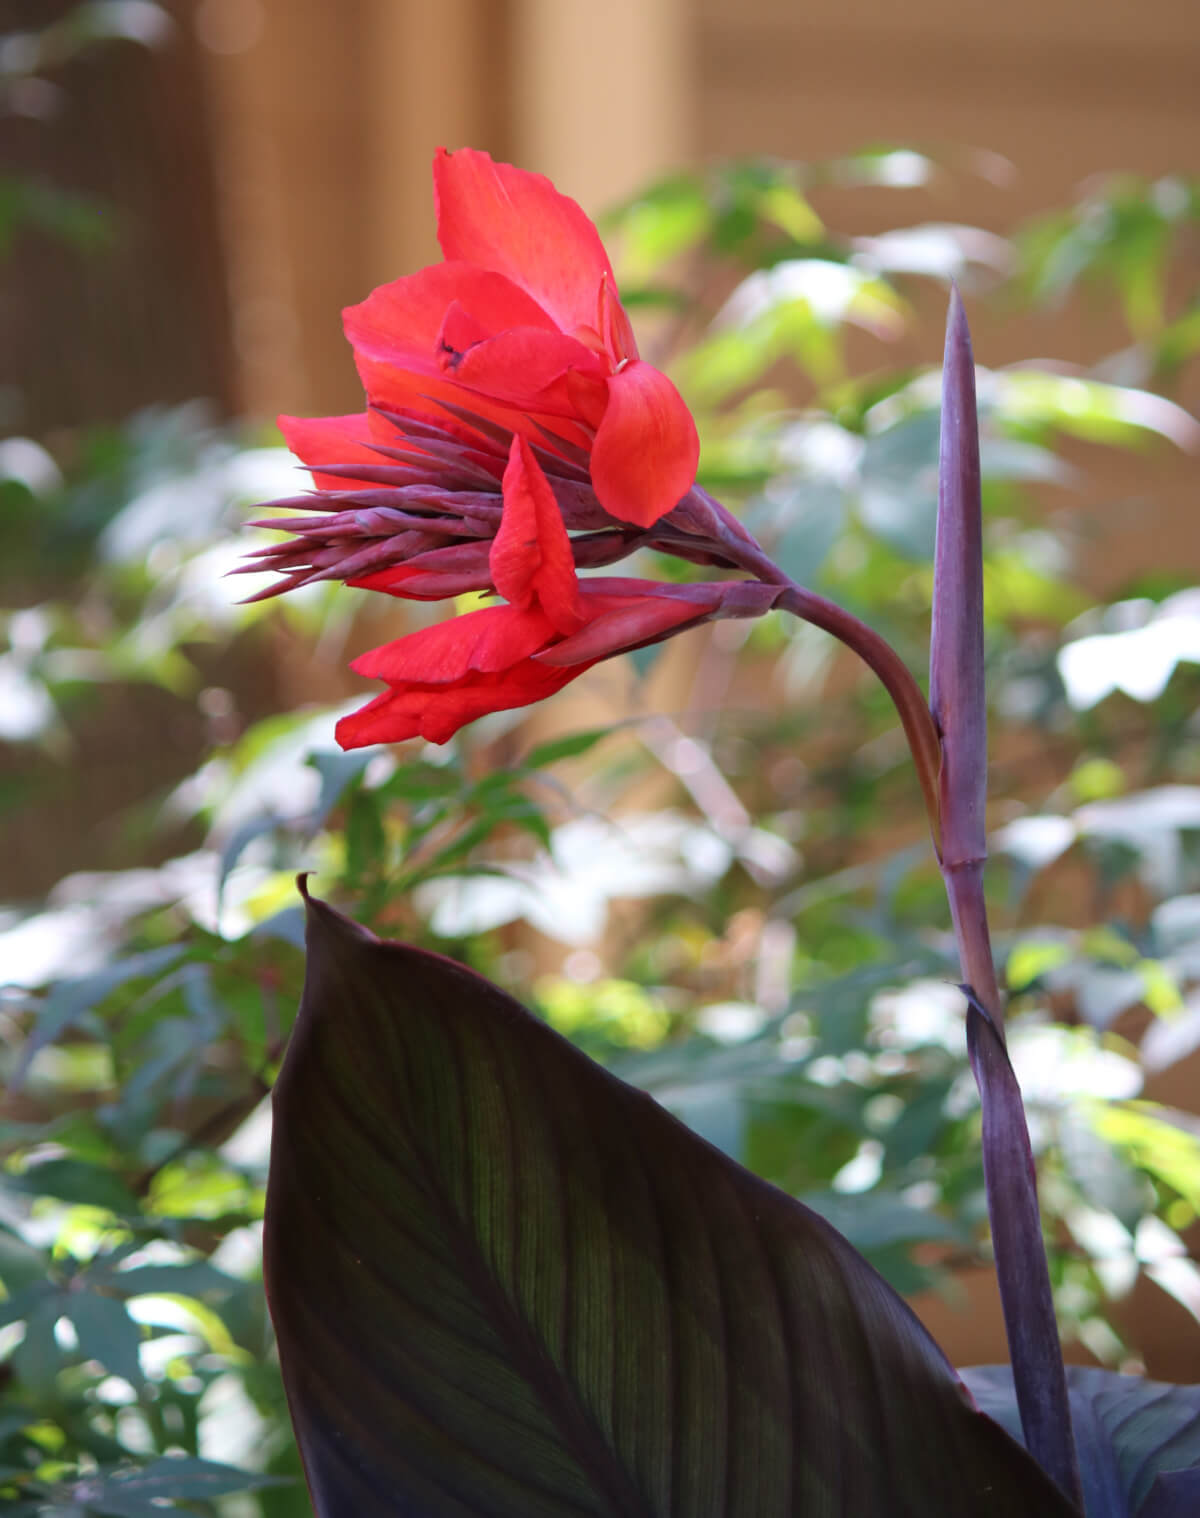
[244,147,1097,1506]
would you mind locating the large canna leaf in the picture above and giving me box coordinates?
[963,1367,1200,1518]
[264,885,1078,1517]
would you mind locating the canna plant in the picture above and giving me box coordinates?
[250,150,1200,1516]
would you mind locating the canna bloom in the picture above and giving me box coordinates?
[275,146,698,535]
[349,147,698,529]
[242,148,774,748]
[335,439,779,748]
[241,149,752,604]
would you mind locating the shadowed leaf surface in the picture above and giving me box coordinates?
[264,886,1078,1517]
[963,1367,1200,1517]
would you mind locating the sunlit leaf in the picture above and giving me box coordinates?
[988,371,1200,450]
[264,886,1075,1516]
[610,175,712,281]
[852,223,1013,281]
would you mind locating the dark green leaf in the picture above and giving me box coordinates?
[5,1159,138,1216]
[14,946,184,1085]
[306,748,374,830]
[11,1298,63,1398]
[859,412,940,561]
[345,789,386,883]
[264,887,1076,1517]
[0,1223,50,1293]
[798,1189,964,1251]
[522,729,612,769]
[66,1292,144,1387]
[103,1259,238,1301]
[97,1454,283,1501]
[751,480,845,586]
[217,814,285,900]
[0,1282,52,1331]
[379,760,465,802]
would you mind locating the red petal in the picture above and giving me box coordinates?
[345,262,599,449]
[565,367,608,431]
[590,361,700,527]
[436,299,493,360]
[433,148,614,337]
[598,272,639,364]
[278,412,384,492]
[351,601,555,684]
[490,439,584,634]
[335,658,587,747]
[447,327,604,413]
[345,262,558,365]
[352,349,594,454]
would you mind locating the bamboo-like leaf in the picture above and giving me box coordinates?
[264,885,1078,1517]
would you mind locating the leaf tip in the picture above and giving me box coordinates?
[943,280,975,374]
[295,875,379,950]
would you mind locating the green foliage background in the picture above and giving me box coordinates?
[4,10,1200,1513]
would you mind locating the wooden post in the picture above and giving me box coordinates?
[360,0,505,287]
[509,0,693,208]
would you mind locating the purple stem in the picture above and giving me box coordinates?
[933,289,1082,1508]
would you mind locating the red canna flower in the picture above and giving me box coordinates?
[335,438,780,748]
[240,149,782,749]
[286,148,696,534]
[237,151,753,605]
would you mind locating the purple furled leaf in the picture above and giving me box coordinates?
[963,1366,1200,1517]
[966,988,1082,1502]
[263,882,1079,1517]
[933,286,1081,1504]
[931,285,1001,1012]
[931,286,987,880]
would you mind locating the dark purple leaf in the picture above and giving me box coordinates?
[264,884,1078,1517]
[963,1366,1200,1517]
[1141,1469,1200,1518]
[966,990,1081,1500]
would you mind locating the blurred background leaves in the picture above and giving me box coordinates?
[4,5,1200,1513]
